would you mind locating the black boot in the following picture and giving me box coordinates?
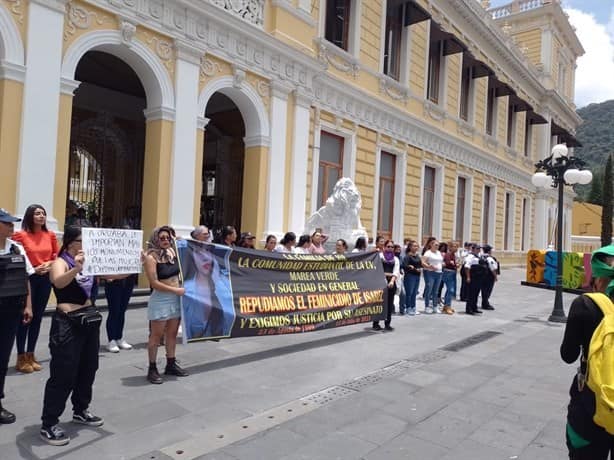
[147,363,163,384]
[165,357,188,377]
[0,403,16,424]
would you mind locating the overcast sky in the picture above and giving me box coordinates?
[488,0,614,108]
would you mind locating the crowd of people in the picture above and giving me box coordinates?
[0,207,499,446]
[2,203,614,457]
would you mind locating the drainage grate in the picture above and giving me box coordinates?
[300,385,357,406]
[406,349,449,364]
[440,330,502,352]
[377,360,422,378]
[341,373,384,391]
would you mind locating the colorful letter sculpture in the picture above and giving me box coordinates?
[544,251,558,286]
[526,250,591,291]
[526,250,546,283]
[562,252,585,289]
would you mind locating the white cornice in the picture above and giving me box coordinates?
[451,0,544,102]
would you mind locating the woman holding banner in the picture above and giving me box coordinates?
[372,240,399,331]
[181,241,233,339]
[143,226,187,384]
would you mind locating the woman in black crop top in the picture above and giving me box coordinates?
[143,226,187,384]
[40,226,103,446]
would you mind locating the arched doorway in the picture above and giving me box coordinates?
[66,51,146,228]
[201,92,245,232]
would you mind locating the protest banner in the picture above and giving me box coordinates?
[82,228,143,275]
[177,240,387,342]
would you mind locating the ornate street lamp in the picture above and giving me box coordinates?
[532,144,592,323]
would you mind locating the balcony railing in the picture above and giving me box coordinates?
[490,0,544,19]
[209,0,264,27]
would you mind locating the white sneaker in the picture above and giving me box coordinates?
[116,339,132,350]
[107,340,120,353]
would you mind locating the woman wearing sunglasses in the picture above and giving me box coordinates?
[143,226,187,384]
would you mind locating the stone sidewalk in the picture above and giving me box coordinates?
[0,268,577,459]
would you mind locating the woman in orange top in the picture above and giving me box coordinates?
[12,204,58,373]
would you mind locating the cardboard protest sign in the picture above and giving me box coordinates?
[82,228,142,275]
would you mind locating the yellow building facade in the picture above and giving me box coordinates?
[0,0,583,263]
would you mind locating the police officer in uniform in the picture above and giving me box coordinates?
[0,209,33,423]
[464,243,484,316]
[480,244,498,310]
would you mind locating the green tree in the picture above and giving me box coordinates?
[602,155,613,247]
[589,170,603,205]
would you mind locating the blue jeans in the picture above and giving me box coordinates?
[403,275,420,313]
[104,277,135,341]
[398,282,406,314]
[423,271,443,310]
[442,270,457,306]
[16,273,52,354]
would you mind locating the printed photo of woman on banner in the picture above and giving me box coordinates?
[176,239,234,342]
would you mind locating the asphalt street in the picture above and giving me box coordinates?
[0,267,577,460]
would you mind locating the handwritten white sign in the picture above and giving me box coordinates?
[82,228,143,275]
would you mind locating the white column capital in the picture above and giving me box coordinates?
[294,88,313,108]
[143,106,176,122]
[30,0,68,14]
[60,77,81,96]
[174,39,203,66]
[0,61,26,82]
[270,80,294,100]
[244,135,270,148]
[197,116,210,131]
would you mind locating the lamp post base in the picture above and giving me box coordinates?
[548,313,567,323]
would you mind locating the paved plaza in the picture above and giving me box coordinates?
[1,268,577,459]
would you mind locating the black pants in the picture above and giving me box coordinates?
[41,309,100,427]
[459,266,467,301]
[105,277,135,341]
[465,275,484,312]
[373,283,395,328]
[16,273,51,354]
[481,274,495,308]
[567,431,614,459]
[566,379,614,459]
[0,298,24,400]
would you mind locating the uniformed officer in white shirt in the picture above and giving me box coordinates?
[480,244,498,310]
[458,242,470,301]
[464,243,485,315]
[0,209,34,424]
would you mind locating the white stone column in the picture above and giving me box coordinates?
[532,111,552,249]
[287,89,312,235]
[533,191,548,249]
[16,0,67,230]
[264,80,292,236]
[169,42,202,237]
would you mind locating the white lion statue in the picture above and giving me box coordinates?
[304,177,368,250]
